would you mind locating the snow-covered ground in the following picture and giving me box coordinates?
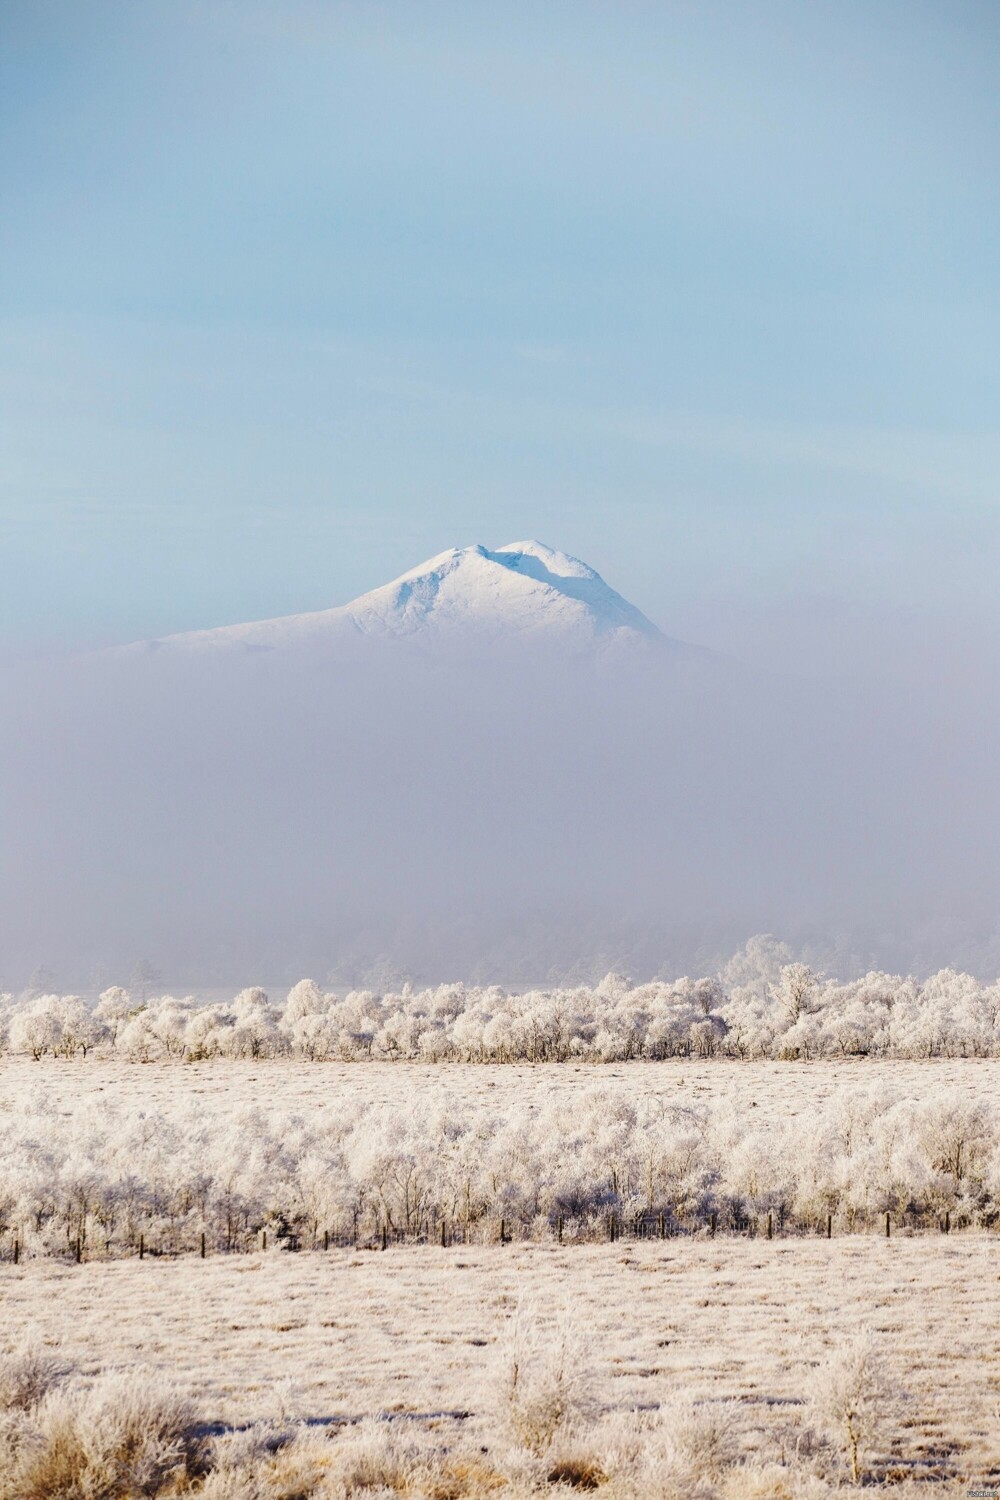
[3,1052,995,1119]
[2,1237,996,1493]
[1,1059,997,1493]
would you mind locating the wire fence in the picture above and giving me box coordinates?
[2,1206,976,1264]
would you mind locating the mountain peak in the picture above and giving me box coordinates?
[122,541,672,654]
[355,540,663,645]
[495,540,598,580]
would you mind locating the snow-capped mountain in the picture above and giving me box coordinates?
[125,541,677,655]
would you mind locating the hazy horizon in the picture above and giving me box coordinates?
[5,618,1000,991]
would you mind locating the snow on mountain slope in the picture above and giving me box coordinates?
[124,542,676,655]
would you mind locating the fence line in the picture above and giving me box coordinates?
[0,1210,983,1264]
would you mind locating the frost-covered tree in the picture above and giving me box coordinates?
[283,979,327,1023]
[54,997,107,1058]
[770,963,821,1024]
[9,996,63,1059]
[94,987,136,1044]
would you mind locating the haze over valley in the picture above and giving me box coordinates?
[4,538,999,990]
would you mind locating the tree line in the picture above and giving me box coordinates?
[4,937,1000,1062]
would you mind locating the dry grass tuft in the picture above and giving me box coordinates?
[421,1454,509,1498]
[200,1423,331,1499]
[662,1400,743,1480]
[326,1413,428,1495]
[719,1462,832,1498]
[544,1452,607,1489]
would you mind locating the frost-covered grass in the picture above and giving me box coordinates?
[1,1237,997,1494]
[4,1052,996,1122]
[1,1058,998,1258]
[1,1061,998,1492]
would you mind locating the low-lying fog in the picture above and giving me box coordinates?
[3,632,1000,989]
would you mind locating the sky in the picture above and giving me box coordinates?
[2,0,999,671]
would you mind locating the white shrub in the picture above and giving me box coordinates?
[0,1370,201,1500]
[807,1330,899,1484]
[0,1344,66,1413]
[496,1310,598,1456]
[662,1399,742,1479]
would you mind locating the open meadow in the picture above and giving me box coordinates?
[4,1053,1000,1123]
[0,1058,998,1495]
[0,1220,997,1495]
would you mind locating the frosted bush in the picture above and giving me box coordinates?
[497,1310,598,1456]
[324,1413,435,1495]
[200,1423,331,1499]
[807,1330,899,1484]
[0,1370,201,1499]
[661,1399,743,1479]
[0,1343,66,1413]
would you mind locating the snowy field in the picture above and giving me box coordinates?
[4,1052,998,1121]
[1,1236,997,1494]
[1,1058,998,1493]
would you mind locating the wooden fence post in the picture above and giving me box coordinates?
[201,1232,206,1259]
[13,1239,19,1265]
[262,1230,267,1251]
[382,1223,388,1252]
[75,1238,81,1264]
[324,1229,329,1251]
[885,1212,891,1239]
[826,1214,832,1239]
[139,1234,144,1260]
[944,1210,950,1234]
[500,1218,506,1244]
[766,1212,773,1240]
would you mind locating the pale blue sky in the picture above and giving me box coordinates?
[2,0,998,660]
